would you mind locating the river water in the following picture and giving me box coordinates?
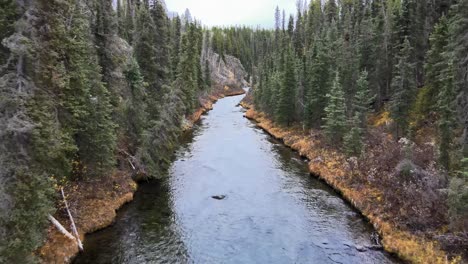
[74,94,399,264]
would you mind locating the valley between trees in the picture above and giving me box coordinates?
[0,0,467,263]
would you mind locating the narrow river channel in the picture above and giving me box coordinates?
[74,94,400,264]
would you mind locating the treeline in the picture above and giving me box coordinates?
[213,0,467,231]
[0,0,211,262]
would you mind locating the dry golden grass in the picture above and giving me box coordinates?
[38,171,135,263]
[244,104,459,264]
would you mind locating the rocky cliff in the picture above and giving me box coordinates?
[203,48,249,89]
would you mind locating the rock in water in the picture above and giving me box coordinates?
[211,195,226,200]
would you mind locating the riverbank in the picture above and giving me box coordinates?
[37,84,245,263]
[241,102,461,264]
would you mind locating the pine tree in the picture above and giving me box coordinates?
[124,58,148,153]
[448,157,468,230]
[344,70,373,156]
[425,16,450,113]
[437,57,456,170]
[353,70,374,128]
[0,0,17,64]
[390,37,416,138]
[176,25,198,114]
[123,0,135,44]
[450,0,468,156]
[305,0,321,48]
[287,15,294,40]
[134,4,160,119]
[322,72,347,142]
[324,0,338,23]
[344,115,363,156]
[67,0,117,176]
[151,0,170,89]
[275,47,296,126]
[170,16,182,81]
[304,39,330,128]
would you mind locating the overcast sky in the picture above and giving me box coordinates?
[165,0,299,28]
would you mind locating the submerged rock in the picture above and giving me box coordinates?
[211,195,226,200]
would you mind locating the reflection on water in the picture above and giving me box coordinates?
[74,95,399,264]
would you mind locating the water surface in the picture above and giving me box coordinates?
[74,94,399,264]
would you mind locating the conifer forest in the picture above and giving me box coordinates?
[0,0,467,263]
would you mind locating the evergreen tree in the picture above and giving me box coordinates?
[447,157,468,230]
[134,4,158,118]
[68,0,117,176]
[344,70,373,156]
[176,27,197,114]
[344,115,363,156]
[170,16,182,81]
[322,72,347,142]
[324,0,338,23]
[304,40,330,128]
[150,0,171,92]
[0,0,17,64]
[450,0,468,156]
[275,47,296,126]
[437,57,456,170]
[390,37,416,138]
[425,16,450,113]
[353,70,374,128]
[124,58,148,153]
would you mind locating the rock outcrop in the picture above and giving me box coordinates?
[203,48,249,89]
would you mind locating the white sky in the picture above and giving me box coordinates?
[166,0,299,28]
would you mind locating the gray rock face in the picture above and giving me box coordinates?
[203,48,249,89]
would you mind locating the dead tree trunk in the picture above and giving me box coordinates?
[61,188,83,251]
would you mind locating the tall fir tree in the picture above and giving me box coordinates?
[390,37,416,138]
[322,72,347,142]
[275,47,296,126]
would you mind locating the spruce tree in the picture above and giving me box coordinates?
[170,16,182,81]
[134,4,161,119]
[176,28,197,114]
[275,47,296,126]
[353,70,374,128]
[344,70,373,156]
[124,58,148,153]
[0,0,17,64]
[437,57,456,170]
[344,115,363,156]
[450,0,468,156]
[304,40,330,128]
[425,16,450,113]
[390,37,416,138]
[322,72,346,142]
[67,0,117,176]
[151,0,170,89]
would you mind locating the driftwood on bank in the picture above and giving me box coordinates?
[47,214,75,241]
[61,188,83,251]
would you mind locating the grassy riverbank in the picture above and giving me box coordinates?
[241,102,462,264]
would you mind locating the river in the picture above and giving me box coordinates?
[74,93,399,264]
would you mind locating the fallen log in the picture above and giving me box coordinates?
[47,214,75,241]
[61,188,83,251]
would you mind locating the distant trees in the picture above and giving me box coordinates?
[244,0,467,231]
